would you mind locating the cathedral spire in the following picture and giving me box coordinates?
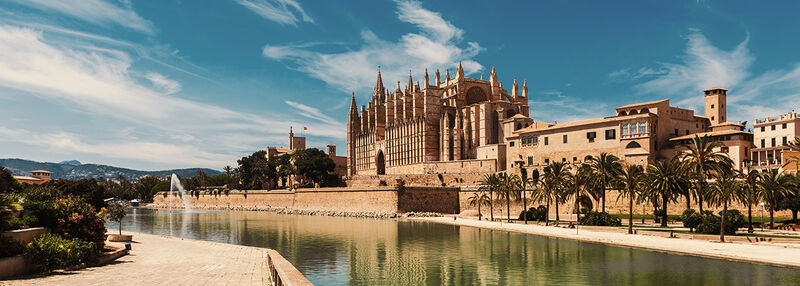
[435,69,441,85]
[456,61,464,79]
[424,68,429,87]
[407,70,413,92]
[349,92,358,117]
[445,69,450,81]
[512,77,518,96]
[374,67,384,95]
[522,80,528,97]
[490,66,499,86]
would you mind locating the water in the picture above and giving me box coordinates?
[113,208,800,285]
[169,174,192,211]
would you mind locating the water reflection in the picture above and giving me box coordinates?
[112,208,800,285]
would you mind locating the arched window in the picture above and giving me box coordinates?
[639,123,647,133]
[584,155,593,161]
[629,109,639,115]
[630,123,638,134]
[618,111,627,116]
[641,108,649,114]
[622,124,629,135]
[465,87,488,105]
[625,141,642,149]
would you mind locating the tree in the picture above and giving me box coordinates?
[223,165,233,176]
[615,164,644,234]
[106,202,128,236]
[468,191,491,220]
[292,148,336,187]
[496,173,521,222]
[757,168,793,228]
[707,168,742,242]
[566,164,592,224]
[539,162,569,225]
[676,135,732,212]
[520,168,539,224]
[135,176,161,202]
[587,153,622,212]
[777,172,800,222]
[738,163,762,232]
[644,159,686,227]
[0,166,22,194]
[479,174,501,221]
[194,171,209,187]
[237,150,275,190]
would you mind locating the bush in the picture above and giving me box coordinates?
[52,197,106,251]
[579,211,622,226]
[0,235,24,258]
[106,202,128,235]
[696,209,745,235]
[519,205,547,221]
[680,209,703,232]
[24,233,98,271]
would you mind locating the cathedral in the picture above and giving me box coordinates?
[347,64,532,176]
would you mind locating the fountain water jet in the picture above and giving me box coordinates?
[170,174,192,212]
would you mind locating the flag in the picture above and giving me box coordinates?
[303,126,308,130]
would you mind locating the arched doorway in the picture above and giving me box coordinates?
[376,151,386,175]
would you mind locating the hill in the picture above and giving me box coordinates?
[0,158,220,180]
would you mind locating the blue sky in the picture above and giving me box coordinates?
[1,0,799,170]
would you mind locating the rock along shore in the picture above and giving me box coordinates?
[145,204,442,219]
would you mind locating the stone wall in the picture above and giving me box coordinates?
[152,186,461,214]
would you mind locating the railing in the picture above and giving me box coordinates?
[267,249,313,286]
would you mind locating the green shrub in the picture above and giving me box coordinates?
[696,210,745,235]
[53,198,106,251]
[0,235,24,258]
[519,205,547,221]
[680,209,703,232]
[579,211,622,226]
[24,233,98,271]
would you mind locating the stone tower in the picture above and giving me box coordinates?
[704,87,727,125]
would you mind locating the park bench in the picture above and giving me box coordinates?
[777,225,800,231]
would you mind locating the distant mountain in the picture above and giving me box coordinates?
[59,160,82,166]
[0,158,220,181]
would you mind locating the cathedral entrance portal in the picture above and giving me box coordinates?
[376,151,386,175]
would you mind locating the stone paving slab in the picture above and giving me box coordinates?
[2,232,270,286]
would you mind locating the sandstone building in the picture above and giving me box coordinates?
[13,170,52,185]
[266,127,347,186]
[752,111,800,171]
[347,64,532,176]
[507,87,753,171]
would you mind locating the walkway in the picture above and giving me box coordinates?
[4,232,269,286]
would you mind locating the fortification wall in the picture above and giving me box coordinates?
[152,186,460,214]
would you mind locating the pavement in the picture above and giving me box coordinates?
[3,232,270,286]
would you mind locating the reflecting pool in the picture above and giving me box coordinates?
[113,208,800,285]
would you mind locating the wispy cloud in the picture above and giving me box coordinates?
[614,29,800,124]
[530,91,608,124]
[7,0,155,34]
[0,24,342,168]
[261,0,484,94]
[285,101,342,126]
[236,0,313,26]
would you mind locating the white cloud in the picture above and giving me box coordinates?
[285,101,342,126]
[261,0,484,93]
[8,0,155,34]
[145,72,181,95]
[530,91,608,124]
[0,25,343,168]
[618,30,800,124]
[236,0,313,26]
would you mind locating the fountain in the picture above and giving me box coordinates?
[170,174,192,211]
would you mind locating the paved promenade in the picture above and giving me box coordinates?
[4,232,270,286]
[417,216,800,269]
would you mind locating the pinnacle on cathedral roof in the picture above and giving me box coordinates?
[456,61,464,79]
[374,68,384,93]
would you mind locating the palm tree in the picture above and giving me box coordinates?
[565,164,591,223]
[615,164,644,234]
[645,159,687,227]
[739,162,761,233]
[707,167,743,242]
[223,165,233,176]
[540,162,569,224]
[479,173,501,221]
[496,173,521,222]
[784,136,800,168]
[757,168,793,228]
[468,191,491,220]
[520,168,539,224]
[676,135,732,212]
[588,153,622,212]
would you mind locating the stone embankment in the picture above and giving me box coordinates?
[148,203,442,219]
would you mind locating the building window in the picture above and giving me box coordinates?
[605,129,616,140]
[721,146,729,153]
[587,131,596,142]
[527,156,533,165]
[533,136,539,145]
[544,158,549,164]
[772,138,776,147]
[761,126,765,132]
[630,124,637,134]
[711,116,715,121]
[783,123,788,129]
[625,141,642,149]
[686,130,690,135]
[510,141,515,147]
[783,136,788,146]
[622,124,629,135]
[761,139,765,148]
[640,123,646,133]
[675,129,679,136]
[573,157,577,161]
[563,135,568,143]
[711,104,715,109]
[771,125,776,131]
[562,158,567,162]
